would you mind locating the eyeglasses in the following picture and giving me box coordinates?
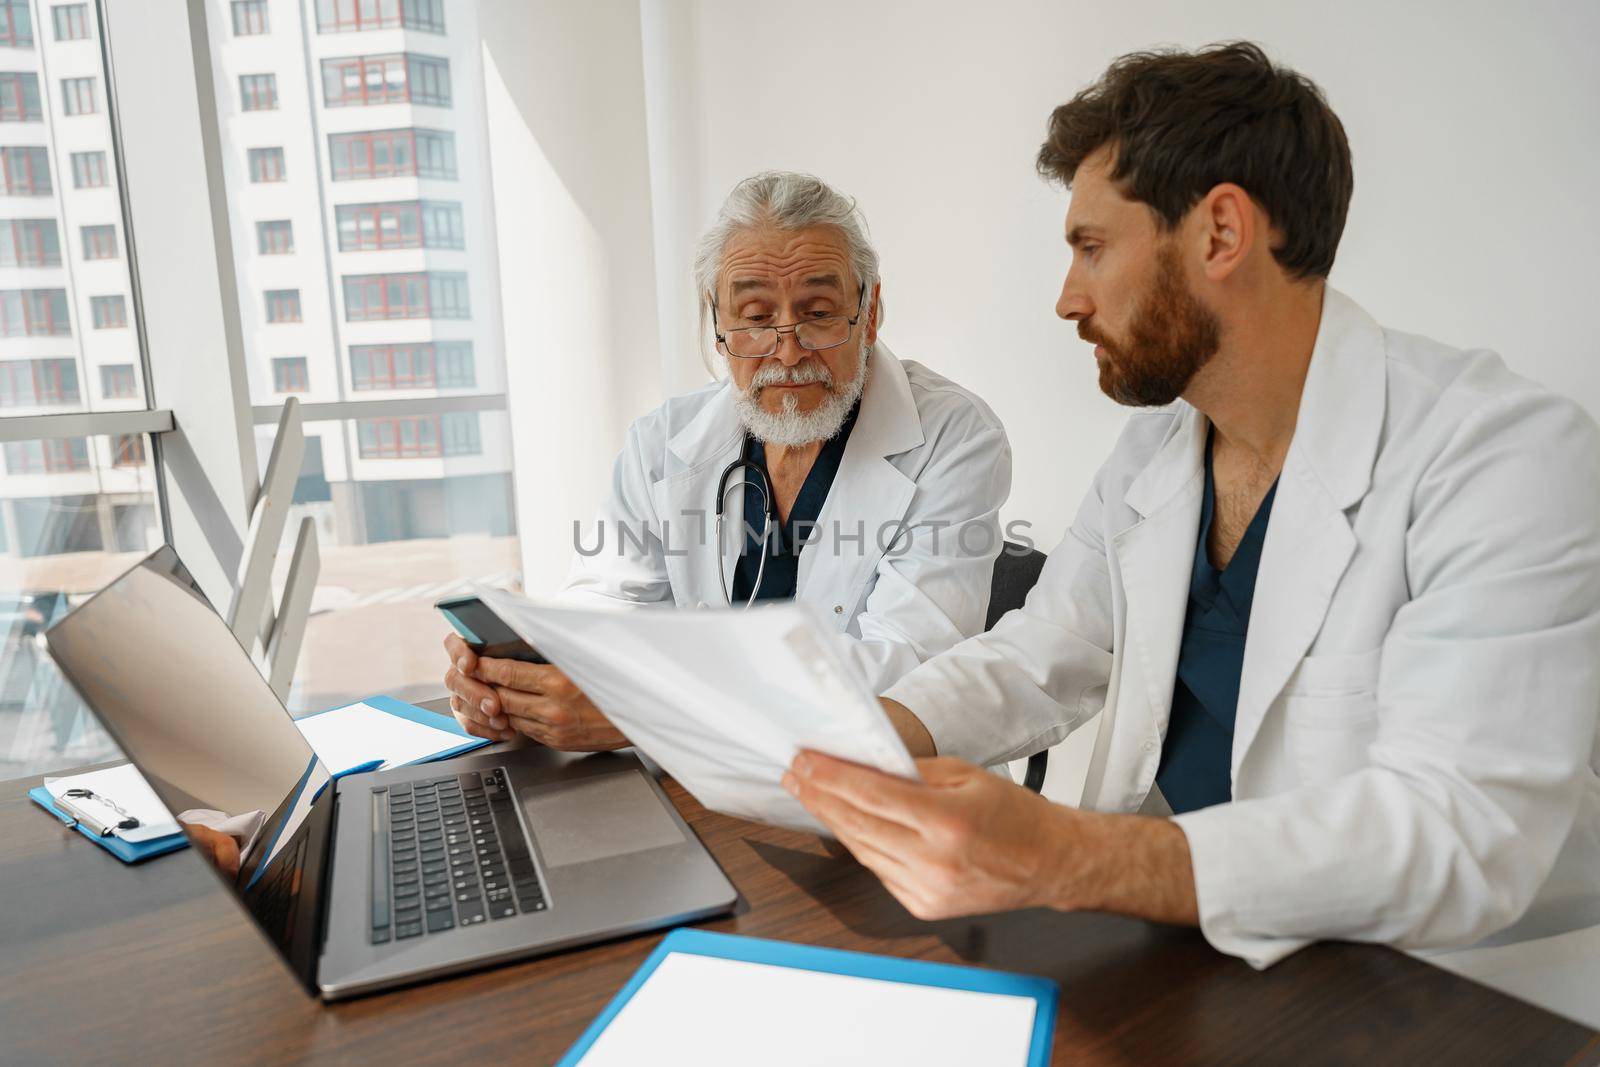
[712,284,866,359]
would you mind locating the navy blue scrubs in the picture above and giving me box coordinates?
[1154,433,1279,814]
[731,402,861,604]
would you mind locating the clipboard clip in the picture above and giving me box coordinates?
[58,787,142,838]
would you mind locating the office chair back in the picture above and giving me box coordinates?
[986,543,1050,792]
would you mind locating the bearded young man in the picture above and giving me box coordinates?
[444,171,1011,755]
[784,41,1600,988]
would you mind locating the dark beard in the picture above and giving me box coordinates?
[1081,244,1221,407]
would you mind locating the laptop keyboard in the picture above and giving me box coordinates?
[370,768,547,945]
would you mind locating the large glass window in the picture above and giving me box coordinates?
[271,356,308,393]
[315,0,444,35]
[0,358,78,407]
[343,271,468,321]
[335,200,463,251]
[0,146,49,195]
[0,73,42,121]
[239,73,277,112]
[321,53,450,108]
[230,0,268,36]
[51,4,89,41]
[264,288,301,323]
[256,218,294,255]
[0,289,70,336]
[80,223,116,260]
[60,76,95,116]
[350,341,475,390]
[89,294,125,328]
[247,146,285,183]
[0,0,33,47]
[99,363,135,399]
[69,150,106,188]
[328,127,456,181]
[0,219,61,267]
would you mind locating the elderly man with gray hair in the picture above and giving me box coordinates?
[443,172,1013,755]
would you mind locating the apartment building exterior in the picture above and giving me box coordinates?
[211,0,514,548]
[0,0,158,559]
[0,0,515,561]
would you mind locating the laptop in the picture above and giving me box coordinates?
[44,546,738,1000]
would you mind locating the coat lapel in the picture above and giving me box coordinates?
[1230,287,1387,780]
[798,343,923,627]
[652,386,746,608]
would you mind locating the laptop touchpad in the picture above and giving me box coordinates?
[520,771,687,867]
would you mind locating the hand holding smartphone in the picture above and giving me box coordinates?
[435,594,549,664]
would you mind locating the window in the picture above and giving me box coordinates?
[111,433,146,467]
[0,359,78,406]
[90,294,126,328]
[80,224,117,260]
[60,76,95,116]
[1,0,32,46]
[336,200,463,251]
[265,288,301,323]
[51,4,88,41]
[0,288,69,335]
[342,271,468,321]
[230,0,268,35]
[356,413,480,459]
[271,356,308,393]
[256,219,294,254]
[100,363,136,398]
[4,437,90,473]
[0,219,60,266]
[0,146,49,195]
[70,150,107,188]
[247,146,285,183]
[0,73,41,121]
[239,73,277,112]
[321,53,450,108]
[350,341,475,390]
[315,0,444,34]
[328,128,455,181]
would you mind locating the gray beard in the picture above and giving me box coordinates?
[731,341,871,447]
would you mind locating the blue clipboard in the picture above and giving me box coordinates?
[557,928,1058,1066]
[28,787,188,864]
[296,694,492,772]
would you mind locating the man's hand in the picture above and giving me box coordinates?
[783,751,1198,925]
[182,820,241,877]
[442,632,630,751]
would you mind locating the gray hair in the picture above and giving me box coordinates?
[693,171,882,371]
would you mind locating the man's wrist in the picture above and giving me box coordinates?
[1035,808,1199,924]
[880,697,936,759]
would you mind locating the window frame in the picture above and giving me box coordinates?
[52,3,89,41]
[60,75,97,117]
[239,72,278,112]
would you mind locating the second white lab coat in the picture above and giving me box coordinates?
[560,343,1013,694]
[886,288,1600,967]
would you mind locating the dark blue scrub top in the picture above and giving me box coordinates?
[731,402,861,604]
[1154,433,1279,815]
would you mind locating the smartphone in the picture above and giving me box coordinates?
[435,594,549,664]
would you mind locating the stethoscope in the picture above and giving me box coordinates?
[715,452,776,609]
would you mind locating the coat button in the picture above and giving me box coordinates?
[833,605,844,615]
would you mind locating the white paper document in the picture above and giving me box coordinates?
[294,702,466,773]
[475,587,916,833]
[44,762,180,842]
[574,952,1038,1066]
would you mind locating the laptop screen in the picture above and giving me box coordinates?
[45,546,332,990]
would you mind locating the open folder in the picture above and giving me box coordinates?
[475,587,915,834]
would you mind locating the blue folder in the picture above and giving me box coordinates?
[28,695,489,865]
[295,694,492,772]
[28,786,188,864]
[558,928,1059,1066]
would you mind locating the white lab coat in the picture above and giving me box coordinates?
[886,288,1600,968]
[560,342,1013,694]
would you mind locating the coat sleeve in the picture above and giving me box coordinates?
[555,418,676,608]
[1174,389,1600,967]
[840,407,1013,694]
[882,437,1121,766]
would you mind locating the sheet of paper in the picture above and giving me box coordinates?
[475,587,915,834]
[44,762,179,842]
[574,952,1037,1066]
[295,701,464,773]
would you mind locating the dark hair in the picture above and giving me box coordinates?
[1037,41,1353,279]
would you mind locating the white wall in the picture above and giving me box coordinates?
[640,0,1600,547]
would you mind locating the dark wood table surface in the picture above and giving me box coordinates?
[4,754,1597,1067]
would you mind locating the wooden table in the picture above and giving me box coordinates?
[4,760,1597,1067]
